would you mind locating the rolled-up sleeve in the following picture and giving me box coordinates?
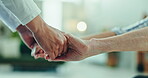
[2,0,41,25]
[0,0,21,32]
[112,17,148,35]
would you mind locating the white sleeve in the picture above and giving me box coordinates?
[0,0,21,32]
[112,17,148,35]
[2,0,41,25]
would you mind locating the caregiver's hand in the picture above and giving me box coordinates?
[26,16,67,60]
[17,25,36,49]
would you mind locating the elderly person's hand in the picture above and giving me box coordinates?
[26,16,67,60]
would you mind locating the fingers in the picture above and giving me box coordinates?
[54,54,68,61]
[40,41,56,60]
[47,51,55,60]
[31,46,44,59]
[26,18,69,60]
[57,40,64,56]
[31,45,68,61]
[52,34,70,61]
[44,54,50,60]
[30,43,56,60]
[31,33,82,62]
[58,36,67,57]
[62,39,68,55]
[53,45,59,59]
[35,49,45,58]
[54,49,76,61]
[31,31,68,60]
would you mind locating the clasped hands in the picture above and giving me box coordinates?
[31,33,89,61]
[17,16,102,61]
[30,28,96,61]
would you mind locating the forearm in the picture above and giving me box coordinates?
[2,0,41,25]
[0,1,21,32]
[90,27,148,53]
[82,31,116,40]
[83,17,148,40]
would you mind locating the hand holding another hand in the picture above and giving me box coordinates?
[26,16,67,60]
[17,16,104,61]
[32,34,103,61]
[54,34,102,61]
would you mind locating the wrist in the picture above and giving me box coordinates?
[88,38,113,54]
[85,39,104,55]
[16,25,30,34]
[26,16,45,33]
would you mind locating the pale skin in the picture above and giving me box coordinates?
[32,27,148,61]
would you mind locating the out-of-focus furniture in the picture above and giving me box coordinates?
[0,55,64,72]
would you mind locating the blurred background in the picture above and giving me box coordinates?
[0,0,148,78]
